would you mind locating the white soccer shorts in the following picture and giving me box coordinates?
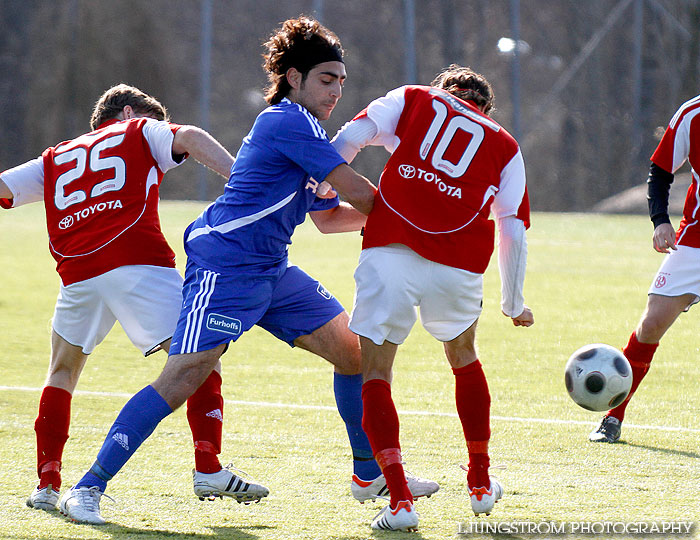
[349,244,483,345]
[648,245,700,310]
[52,265,183,355]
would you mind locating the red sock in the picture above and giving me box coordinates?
[361,379,412,506]
[187,371,224,474]
[34,386,72,490]
[609,332,657,421]
[453,360,491,488]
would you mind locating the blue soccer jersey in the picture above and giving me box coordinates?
[184,98,345,270]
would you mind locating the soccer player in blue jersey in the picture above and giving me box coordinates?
[58,17,438,525]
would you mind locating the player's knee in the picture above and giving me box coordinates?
[333,353,362,375]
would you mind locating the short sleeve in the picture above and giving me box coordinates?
[142,119,184,173]
[310,194,340,212]
[0,156,45,207]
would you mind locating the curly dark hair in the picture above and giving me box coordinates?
[90,84,168,130]
[262,16,344,105]
[431,64,495,116]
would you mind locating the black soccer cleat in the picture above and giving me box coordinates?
[588,415,622,443]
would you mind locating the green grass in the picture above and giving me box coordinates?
[0,203,698,539]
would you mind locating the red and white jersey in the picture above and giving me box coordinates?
[348,85,529,274]
[651,94,700,247]
[0,118,184,285]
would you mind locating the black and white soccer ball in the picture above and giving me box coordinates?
[564,344,633,411]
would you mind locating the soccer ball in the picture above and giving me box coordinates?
[564,344,633,411]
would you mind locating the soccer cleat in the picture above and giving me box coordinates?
[59,486,110,525]
[469,476,504,516]
[371,500,418,531]
[351,471,439,503]
[193,464,269,504]
[26,485,59,511]
[589,415,622,443]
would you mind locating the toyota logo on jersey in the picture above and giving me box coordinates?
[59,215,74,229]
[398,164,416,178]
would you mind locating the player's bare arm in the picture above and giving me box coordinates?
[0,178,11,199]
[172,125,235,179]
[309,202,367,233]
[323,163,376,215]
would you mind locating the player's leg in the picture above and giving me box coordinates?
[30,279,117,511]
[28,332,88,511]
[590,292,694,442]
[293,311,436,502]
[161,338,226,474]
[59,346,226,524]
[156,349,267,503]
[360,337,417,531]
[443,324,502,515]
[259,266,383,484]
[591,245,700,442]
[358,338,410,499]
[59,263,265,523]
[419,259,501,515]
[292,312,384,482]
[261,263,435,507]
[617,292,692,415]
[103,265,227,480]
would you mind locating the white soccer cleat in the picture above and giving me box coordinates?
[193,464,269,504]
[469,476,504,516]
[371,500,419,531]
[59,486,108,525]
[26,485,59,511]
[351,471,439,503]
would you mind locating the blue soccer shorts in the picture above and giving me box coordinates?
[170,258,344,355]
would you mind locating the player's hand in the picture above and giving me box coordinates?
[507,306,534,327]
[653,223,677,253]
[316,181,337,199]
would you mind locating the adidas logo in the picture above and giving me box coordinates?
[206,409,223,422]
[112,432,129,451]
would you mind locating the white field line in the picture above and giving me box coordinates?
[1,385,698,434]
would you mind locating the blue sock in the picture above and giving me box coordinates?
[76,385,173,491]
[333,372,382,480]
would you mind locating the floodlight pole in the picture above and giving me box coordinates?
[631,0,644,164]
[198,0,213,201]
[312,0,324,22]
[510,0,522,141]
[403,0,417,83]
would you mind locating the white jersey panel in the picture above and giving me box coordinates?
[491,149,526,219]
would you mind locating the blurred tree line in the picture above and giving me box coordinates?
[1,0,699,210]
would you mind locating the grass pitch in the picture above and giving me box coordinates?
[0,202,697,540]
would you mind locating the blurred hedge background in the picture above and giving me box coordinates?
[1,0,698,210]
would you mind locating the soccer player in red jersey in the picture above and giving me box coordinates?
[331,65,534,530]
[0,84,241,510]
[590,94,700,443]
